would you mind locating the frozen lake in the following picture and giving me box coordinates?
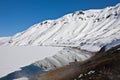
[0,46,62,78]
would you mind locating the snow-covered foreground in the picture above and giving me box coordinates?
[0,46,63,78]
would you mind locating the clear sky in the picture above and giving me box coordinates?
[0,0,120,37]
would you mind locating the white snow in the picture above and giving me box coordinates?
[106,40,120,50]
[0,3,119,52]
[0,37,11,45]
[34,47,94,70]
[13,77,28,80]
[80,45,101,52]
[0,46,62,78]
[0,3,120,80]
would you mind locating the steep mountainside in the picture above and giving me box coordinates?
[0,3,120,52]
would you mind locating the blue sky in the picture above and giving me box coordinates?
[0,0,120,37]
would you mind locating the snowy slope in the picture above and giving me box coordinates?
[0,37,11,45]
[0,3,120,52]
[1,3,120,80]
[33,47,93,70]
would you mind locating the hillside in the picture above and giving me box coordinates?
[0,3,120,80]
[0,3,120,52]
[36,44,120,80]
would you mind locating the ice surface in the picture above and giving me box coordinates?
[0,46,62,77]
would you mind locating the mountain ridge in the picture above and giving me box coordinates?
[0,3,120,52]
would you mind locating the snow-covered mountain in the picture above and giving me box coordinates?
[1,3,120,52]
[1,3,120,80]
[0,37,11,45]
